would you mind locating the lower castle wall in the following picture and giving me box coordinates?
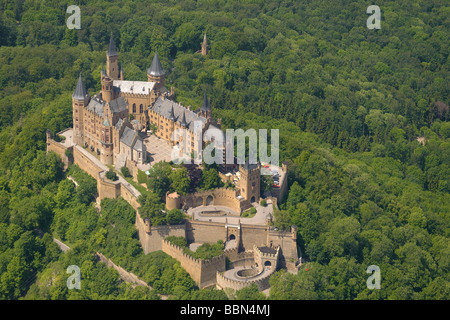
[216,267,275,292]
[186,220,227,244]
[161,239,226,288]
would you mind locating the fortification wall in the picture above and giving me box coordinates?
[178,188,243,213]
[46,136,73,170]
[216,267,275,292]
[96,252,149,288]
[224,248,255,268]
[186,220,227,244]
[161,239,226,288]
[239,224,268,251]
[72,146,103,179]
[267,228,298,263]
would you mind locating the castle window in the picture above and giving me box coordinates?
[140,104,143,113]
[132,104,136,113]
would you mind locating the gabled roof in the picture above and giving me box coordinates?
[133,138,143,152]
[120,126,136,147]
[73,74,88,100]
[147,52,165,76]
[86,96,105,117]
[151,97,207,131]
[107,32,118,56]
[109,96,128,113]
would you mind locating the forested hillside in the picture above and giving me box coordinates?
[0,0,448,300]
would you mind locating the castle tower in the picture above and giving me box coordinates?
[201,33,208,56]
[239,160,261,204]
[147,52,165,90]
[101,118,114,165]
[106,32,119,80]
[72,74,89,146]
[200,89,212,120]
[101,74,114,103]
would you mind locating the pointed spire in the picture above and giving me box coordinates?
[203,33,208,47]
[73,74,88,100]
[180,110,187,127]
[167,103,175,121]
[107,32,117,56]
[201,89,210,111]
[147,52,165,76]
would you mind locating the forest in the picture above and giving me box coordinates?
[0,0,448,300]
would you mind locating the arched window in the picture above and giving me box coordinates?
[139,104,143,113]
[132,103,136,113]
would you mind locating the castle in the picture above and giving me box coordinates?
[47,33,301,293]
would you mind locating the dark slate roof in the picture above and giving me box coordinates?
[167,105,175,121]
[151,97,207,131]
[73,74,88,100]
[133,138,143,152]
[258,246,277,255]
[120,126,136,147]
[86,97,105,117]
[147,52,165,76]
[201,89,210,111]
[107,33,118,56]
[180,110,187,127]
[109,96,128,113]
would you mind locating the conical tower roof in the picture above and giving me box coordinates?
[202,33,208,47]
[72,74,88,100]
[180,110,187,127]
[107,32,118,56]
[167,103,175,121]
[147,52,165,76]
[201,89,210,111]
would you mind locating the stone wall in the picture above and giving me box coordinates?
[186,220,227,244]
[46,132,73,170]
[171,188,247,214]
[216,267,275,291]
[161,239,226,288]
[96,252,149,288]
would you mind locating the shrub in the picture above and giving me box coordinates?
[121,166,132,178]
[260,199,267,207]
[106,169,118,181]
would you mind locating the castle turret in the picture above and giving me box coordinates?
[72,74,89,145]
[101,74,114,103]
[147,52,165,90]
[106,32,119,80]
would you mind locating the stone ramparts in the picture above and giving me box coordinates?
[161,239,226,288]
[216,266,275,291]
